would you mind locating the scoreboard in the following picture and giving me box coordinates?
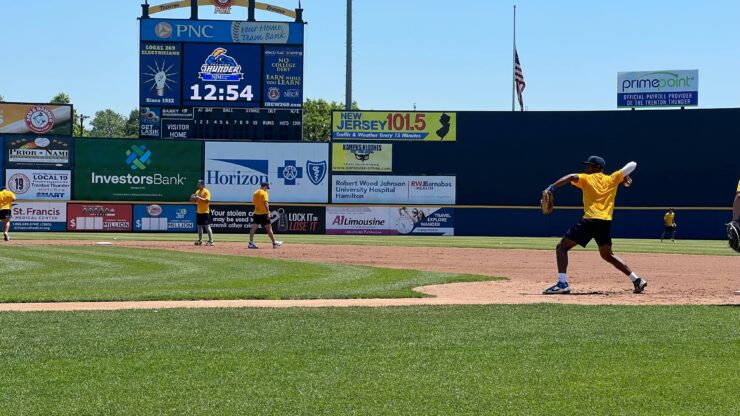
[139,18,304,140]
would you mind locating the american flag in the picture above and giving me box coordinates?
[514,47,526,111]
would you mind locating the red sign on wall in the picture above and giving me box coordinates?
[67,204,133,232]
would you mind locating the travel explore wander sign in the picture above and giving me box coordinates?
[617,70,698,108]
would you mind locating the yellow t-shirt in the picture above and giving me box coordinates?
[572,171,624,221]
[664,212,675,226]
[253,189,269,215]
[736,179,740,192]
[0,189,16,210]
[194,188,211,214]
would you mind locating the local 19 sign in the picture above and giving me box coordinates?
[617,70,698,108]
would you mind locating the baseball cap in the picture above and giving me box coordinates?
[197,179,205,185]
[582,155,606,167]
[261,181,270,189]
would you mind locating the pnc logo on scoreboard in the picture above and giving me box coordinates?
[198,48,244,82]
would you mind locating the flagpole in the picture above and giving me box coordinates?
[512,5,516,111]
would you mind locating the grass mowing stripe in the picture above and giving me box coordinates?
[0,305,737,415]
[0,245,497,302]
[12,232,734,256]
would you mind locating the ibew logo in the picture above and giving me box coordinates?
[126,145,152,170]
[207,159,268,185]
[306,161,327,185]
[199,48,243,82]
[278,160,303,185]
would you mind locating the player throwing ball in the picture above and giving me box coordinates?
[248,182,282,249]
[543,155,647,295]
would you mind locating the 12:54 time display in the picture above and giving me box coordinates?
[190,84,254,102]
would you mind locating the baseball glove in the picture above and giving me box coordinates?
[540,190,554,215]
[727,221,740,253]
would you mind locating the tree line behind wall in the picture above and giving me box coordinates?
[1,92,353,141]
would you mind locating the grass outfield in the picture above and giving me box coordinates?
[11,232,736,256]
[0,245,495,302]
[0,306,737,415]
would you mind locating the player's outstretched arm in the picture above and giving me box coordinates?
[620,161,637,176]
[546,174,579,192]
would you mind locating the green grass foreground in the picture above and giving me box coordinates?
[0,246,495,302]
[13,232,736,256]
[0,306,737,415]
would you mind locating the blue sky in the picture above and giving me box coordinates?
[1,0,739,122]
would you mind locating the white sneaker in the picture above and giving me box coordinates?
[248,242,258,249]
[272,241,283,249]
[205,241,214,246]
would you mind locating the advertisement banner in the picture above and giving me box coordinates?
[332,143,392,172]
[204,142,329,203]
[67,204,133,231]
[326,206,454,235]
[140,19,304,44]
[74,139,202,201]
[263,47,303,108]
[140,42,181,106]
[5,135,72,169]
[139,107,162,138]
[617,70,698,108]
[0,103,73,136]
[332,111,456,141]
[210,204,325,234]
[332,175,455,204]
[133,204,196,232]
[10,202,67,232]
[5,169,71,200]
[181,43,262,107]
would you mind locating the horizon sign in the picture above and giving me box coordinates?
[617,70,698,108]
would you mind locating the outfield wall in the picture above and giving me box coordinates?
[2,108,738,240]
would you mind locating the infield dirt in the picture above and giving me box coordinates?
[1,240,737,311]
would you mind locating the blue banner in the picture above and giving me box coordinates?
[141,19,304,45]
[133,204,196,232]
[263,47,303,108]
[140,42,182,106]
[617,92,698,108]
[181,43,262,107]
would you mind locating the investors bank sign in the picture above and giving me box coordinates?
[617,70,698,108]
[74,139,202,201]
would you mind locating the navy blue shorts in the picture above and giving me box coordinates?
[196,213,211,225]
[565,218,612,247]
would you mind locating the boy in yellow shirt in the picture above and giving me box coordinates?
[190,179,213,246]
[0,186,16,241]
[661,208,676,242]
[248,182,282,249]
[542,156,647,295]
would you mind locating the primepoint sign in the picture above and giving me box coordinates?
[74,139,202,201]
[617,70,698,108]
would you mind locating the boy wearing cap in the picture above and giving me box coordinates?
[0,186,16,241]
[249,182,282,249]
[542,155,647,295]
[191,179,213,246]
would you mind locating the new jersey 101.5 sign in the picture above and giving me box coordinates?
[139,18,304,140]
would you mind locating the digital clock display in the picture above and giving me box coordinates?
[182,43,261,107]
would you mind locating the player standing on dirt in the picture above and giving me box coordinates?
[191,179,214,246]
[542,155,647,295]
[248,182,282,249]
[0,185,17,242]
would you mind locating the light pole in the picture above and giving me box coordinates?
[78,114,90,136]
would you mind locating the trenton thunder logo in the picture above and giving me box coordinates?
[199,48,243,81]
[126,145,152,170]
